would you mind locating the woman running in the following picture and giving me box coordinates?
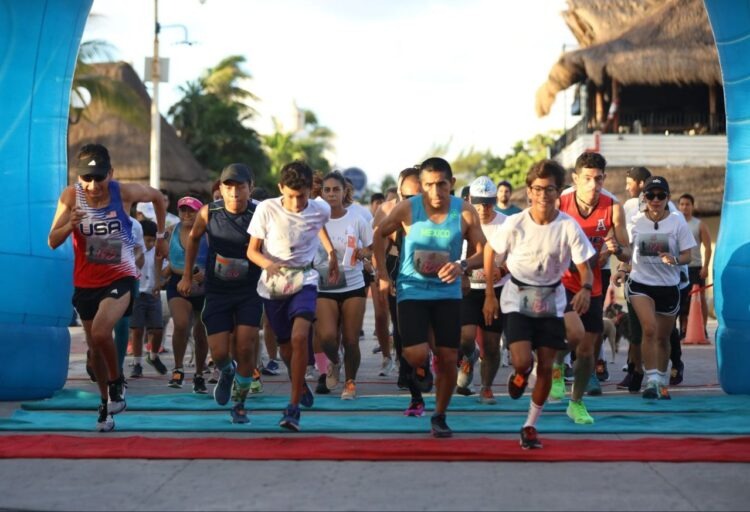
[165,196,210,393]
[314,171,373,400]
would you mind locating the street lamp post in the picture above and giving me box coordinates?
[150,0,161,190]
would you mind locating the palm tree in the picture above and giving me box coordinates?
[199,55,258,120]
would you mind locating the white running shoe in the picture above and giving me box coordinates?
[326,361,341,389]
[379,357,394,377]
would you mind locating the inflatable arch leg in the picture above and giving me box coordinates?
[0,0,93,400]
[704,0,750,394]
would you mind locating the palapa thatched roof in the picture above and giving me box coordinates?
[68,62,211,198]
[536,0,721,117]
[561,0,662,46]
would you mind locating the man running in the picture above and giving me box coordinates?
[555,152,630,424]
[247,160,339,431]
[49,143,167,432]
[374,157,485,438]
[495,180,522,216]
[178,163,263,424]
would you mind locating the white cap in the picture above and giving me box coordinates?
[469,176,497,204]
[136,202,156,221]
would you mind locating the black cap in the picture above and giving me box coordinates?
[627,166,651,183]
[76,153,111,177]
[460,186,470,199]
[220,163,253,184]
[643,176,670,194]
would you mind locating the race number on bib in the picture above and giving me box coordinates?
[638,233,670,257]
[413,249,450,277]
[86,238,122,264]
[318,266,348,291]
[214,254,249,281]
[517,285,558,318]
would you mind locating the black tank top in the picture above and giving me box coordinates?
[205,199,261,294]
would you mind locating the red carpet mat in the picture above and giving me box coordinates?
[1,435,749,462]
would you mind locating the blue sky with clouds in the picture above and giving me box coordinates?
[84,0,579,185]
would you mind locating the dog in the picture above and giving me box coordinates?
[603,302,630,361]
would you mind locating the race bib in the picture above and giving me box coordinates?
[517,285,558,318]
[262,267,306,299]
[86,238,122,265]
[638,233,670,257]
[318,266,348,291]
[470,269,487,284]
[413,249,450,277]
[214,254,249,282]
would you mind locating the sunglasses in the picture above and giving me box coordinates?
[645,192,667,201]
[80,174,106,183]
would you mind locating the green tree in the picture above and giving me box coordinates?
[168,57,269,181]
[71,39,147,128]
[487,132,559,188]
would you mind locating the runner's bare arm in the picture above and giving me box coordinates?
[318,226,340,285]
[570,260,593,315]
[608,203,631,262]
[372,199,410,287]
[177,205,208,296]
[48,187,78,249]
[482,242,504,326]
[461,202,486,271]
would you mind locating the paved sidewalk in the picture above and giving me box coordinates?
[1,304,748,511]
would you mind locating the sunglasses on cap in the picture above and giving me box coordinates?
[645,192,667,201]
[80,174,107,183]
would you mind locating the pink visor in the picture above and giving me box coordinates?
[177,196,203,211]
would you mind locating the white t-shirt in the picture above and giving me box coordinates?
[248,197,331,298]
[313,209,373,293]
[347,202,373,225]
[131,216,146,256]
[139,246,158,294]
[630,212,696,287]
[486,209,595,317]
[467,212,509,290]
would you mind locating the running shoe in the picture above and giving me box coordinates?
[456,353,476,389]
[404,399,425,417]
[642,380,660,399]
[261,359,281,376]
[478,386,497,405]
[208,367,220,384]
[379,357,394,377]
[629,371,644,393]
[213,362,236,406]
[168,369,184,388]
[95,403,114,432]
[563,363,574,382]
[145,355,168,375]
[305,364,316,381]
[279,404,301,432]
[549,364,566,401]
[230,402,249,424]
[659,384,672,400]
[107,377,127,415]
[250,368,263,394]
[669,361,684,386]
[616,372,633,390]
[315,374,330,394]
[455,385,474,396]
[430,413,453,438]
[372,344,382,354]
[520,426,543,450]
[129,363,143,379]
[300,382,315,408]
[192,374,208,394]
[341,379,357,400]
[414,365,434,393]
[566,399,594,424]
[507,367,532,400]
[596,359,609,382]
[585,372,602,396]
[326,361,342,390]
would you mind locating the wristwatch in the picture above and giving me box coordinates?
[582,283,593,291]
[156,231,168,240]
[458,259,469,273]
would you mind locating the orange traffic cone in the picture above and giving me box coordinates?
[683,284,710,345]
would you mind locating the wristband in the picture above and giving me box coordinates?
[156,231,168,240]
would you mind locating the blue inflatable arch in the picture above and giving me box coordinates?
[0,0,747,399]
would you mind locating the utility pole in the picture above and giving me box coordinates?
[149,0,161,189]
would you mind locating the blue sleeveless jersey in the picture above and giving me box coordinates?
[397,195,463,302]
[168,222,208,273]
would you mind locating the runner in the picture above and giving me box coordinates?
[613,176,695,400]
[457,176,509,404]
[48,143,167,432]
[178,163,263,424]
[374,157,485,438]
[495,180,522,216]
[554,152,630,425]
[314,171,373,400]
[165,196,210,393]
[483,159,595,449]
[247,160,339,431]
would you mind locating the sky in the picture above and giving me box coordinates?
[83,0,579,187]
